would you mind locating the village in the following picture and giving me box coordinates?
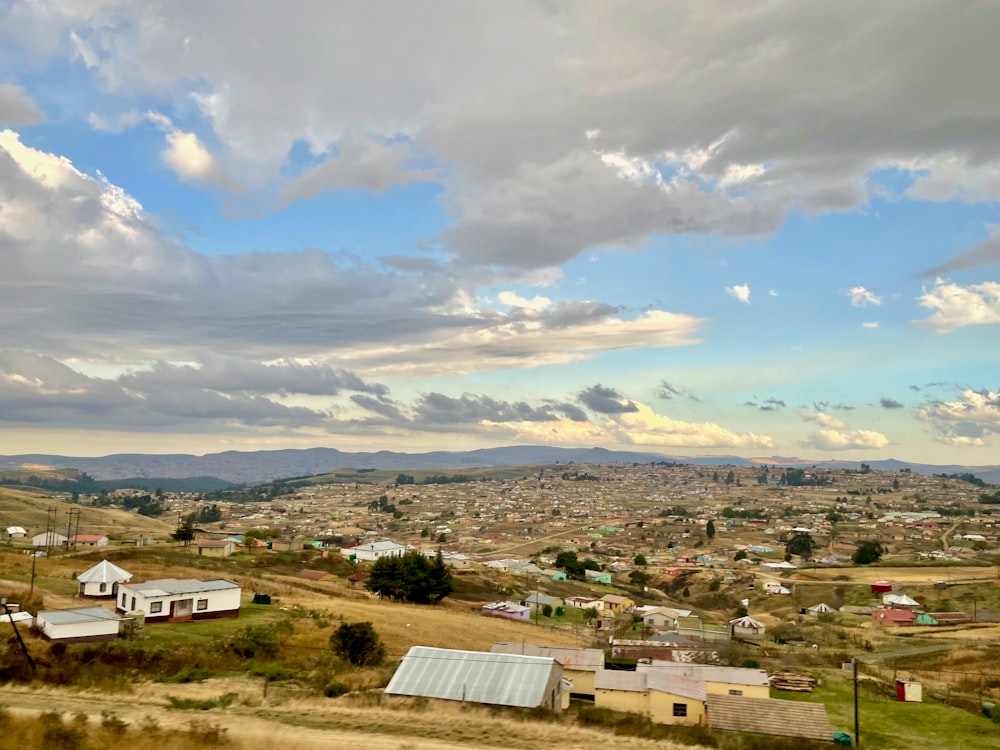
[2,462,1000,748]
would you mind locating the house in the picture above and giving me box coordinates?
[345,540,406,562]
[677,616,732,643]
[871,580,898,594]
[384,646,565,712]
[77,559,133,598]
[296,569,333,581]
[807,602,837,617]
[5,526,27,538]
[706,694,833,743]
[763,582,791,595]
[32,531,67,547]
[585,569,612,584]
[35,606,126,643]
[68,534,108,547]
[196,540,237,557]
[523,592,564,614]
[729,615,766,640]
[883,593,920,610]
[491,642,604,700]
[481,601,531,620]
[594,669,706,725]
[872,609,916,627]
[538,568,567,581]
[116,578,241,622]
[638,662,770,699]
[642,606,687,631]
[565,596,604,611]
[601,594,634,613]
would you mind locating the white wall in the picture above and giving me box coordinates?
[38,616,119,641]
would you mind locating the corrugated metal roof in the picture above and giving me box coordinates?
[384,646,559,708]
[706,694,833,741]
[595,670,647,692]
[120,578,240,597]
[77,559,132,584]
[595,669,707,701]
[490,643,604,671]
[641,662,770,687]
[38,606,124,625]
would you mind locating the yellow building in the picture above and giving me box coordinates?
[638,662,771,700]
[594,670,706,725]
[491,643,604,702]
[600,594,635,613]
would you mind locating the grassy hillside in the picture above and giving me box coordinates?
[285,465,538,486]
[0,487,174,539]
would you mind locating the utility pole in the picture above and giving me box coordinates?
[1,598,35,671]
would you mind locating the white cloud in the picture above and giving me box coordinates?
[616,402,774,449]
[0,84,44,125]
[163,129,217,182]
[916,389,1000,446]
[805,428,890,451]
[907,155,1000,203]
[914,279,1000,332]
[725,283,751,304]
[497,291,552,311]
[862,321,879,328]
[847,286,883,307]
[768,289,778,297]
[798,411,848,430]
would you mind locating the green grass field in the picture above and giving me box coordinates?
[779,676,1000,749]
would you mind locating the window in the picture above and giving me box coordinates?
[728,689,743,696]
[672,703,687,717]
[197,599,208,611]
[149,601,162,613]
[99,582,107,593]
[121,593,127,607]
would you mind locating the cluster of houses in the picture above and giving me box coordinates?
[867,580,975,627]
[383,641,835,743]
[18,559,243,643]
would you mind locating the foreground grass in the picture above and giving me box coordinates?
[778,676,1000,750]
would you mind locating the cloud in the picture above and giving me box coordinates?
[862,321,879,328]
[914,279,1000,332]
[725,283,751,304]
[768,289,778,297]
[16,2,1000,269]
[616,403,773,449]
[847,286,883,307]
[804,428,890,451]
[799,411,848,430]
[812,401,854,412]
[657,381,701,402]
[879,397,904,409]
[0,84,44,125]
[280,136,435,203]
[746,397,786,412]
[578,384,638,414]
[916,389,1000,446]
[920,234,1000,278]
[497,290,552,311]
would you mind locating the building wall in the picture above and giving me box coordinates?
[198,545,230,557]
[595,688,649,716]
[118,585,241,622]
[649,690,705,725]
[79,580,124,597]
[705,681,769,699]
[38,616,119,642]
[566,669,596,697]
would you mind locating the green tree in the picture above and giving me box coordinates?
[330,622,385,666]
[892,478,900,490]
[785,532,816,559]
[725,470,735,485]
[171,514,195,545]
[852,541,884,565]
[706,520,716,539]
[420,527,430,538]
[541,604,553,618]
[629,569,651,588]
[365,550,452,604]
[633,553,647,567]
[734,549,748,561]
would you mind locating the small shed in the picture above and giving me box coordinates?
[77,559,133,597]
[807,603,837,616]
[5,526,27,538]
[729,615,766,640]
[68,534,109,547]
[196,540,237,557]
[871,580,897,594]
[36,606,126,642]
[895,680,922,702]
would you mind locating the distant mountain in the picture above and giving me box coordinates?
[0,447,996,486]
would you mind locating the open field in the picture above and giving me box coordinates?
[793,566,1000,584]
[0,487,173,539]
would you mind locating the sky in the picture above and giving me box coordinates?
[0,1,999,464]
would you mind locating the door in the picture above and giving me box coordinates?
[170,598,194,621]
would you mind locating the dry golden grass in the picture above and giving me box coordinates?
[796,566,999,584]
[0,487,174,538]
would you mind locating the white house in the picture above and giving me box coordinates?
[5,526,27,538]
[36,606,126,642]
[343,540,407,562]
[642,606,690,631]
[68,534,109,547]
[32,531,67,547]
[116,578,241,623]
[77,559,133,598]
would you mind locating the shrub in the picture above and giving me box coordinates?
[323,681,350,698]
[330,622,385,667]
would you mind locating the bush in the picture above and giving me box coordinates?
[330,622,385,667]
[323,681,350,697]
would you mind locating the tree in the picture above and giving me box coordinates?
[330,622,385,667]
[365,550,452,604]
[541,604,553,618]
[785,532,816,559]
[633,553,647,567]
[734,549,748,561]
[420,527,430,538]
[892,478,900,490]
[629,569,651,588]
[171,514,195,545]
[852,541,883,565]
[712,471,719,482]
[724,470,735,485]
[706,520,716,539]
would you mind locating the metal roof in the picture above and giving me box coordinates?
[641,662,770,687]
[77,559,132,584]
[38,606,124,625]
[595,669,706,701]
[384,646,560,708]
[706,694,833,742]
[120,578,240,597]
[490,643,604,671]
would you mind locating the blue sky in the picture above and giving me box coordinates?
[0,1,999,463]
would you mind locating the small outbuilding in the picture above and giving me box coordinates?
[706,693,833,742]
[36,606,126,643]
[68,534,109,547]
[196,540,237,557]
[5,526,27,538]
[729,615,766,640]
[32,531,67,547]
[385,646,565,712]
[77,559,133,598]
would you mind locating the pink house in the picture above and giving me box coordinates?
[872,609,915,627]
[481,601,531,620]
